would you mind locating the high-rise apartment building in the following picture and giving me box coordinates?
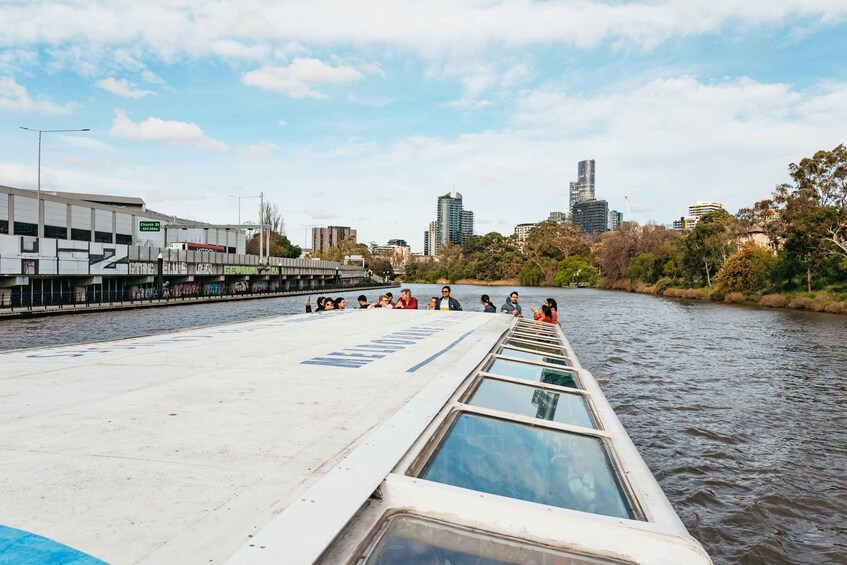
[312,225,356,253]
[427,191,474,254]
[460,210,474,243]
[572,199,609,234]
[609,210,623,231]
[548,211,568,223]
[688,201,723,218]
[514,223,537,248]
[425,220,439,255]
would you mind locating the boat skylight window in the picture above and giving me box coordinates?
[487,358,579,389]
[418,414,635,519]
[467,378,595,429]
[358,514,625,564]
[510,332,561,345]
[504,339,564,356]
[499,347,572,367]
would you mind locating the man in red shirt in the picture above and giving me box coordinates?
[393,288,419,310]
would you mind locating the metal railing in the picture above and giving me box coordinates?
[0,281,399,313]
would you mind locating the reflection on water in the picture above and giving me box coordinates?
[2,284,845,564]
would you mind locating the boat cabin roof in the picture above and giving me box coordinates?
[0,310,711,564]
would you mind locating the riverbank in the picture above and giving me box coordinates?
[601,279,847,315]
[0,283,398,319]
[402,278,520,286]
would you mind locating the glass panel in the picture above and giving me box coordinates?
[511,332,561,345]
[488,359,578,389]
[468,378,595,429]
[361,514,623,564]
[505,339,564,356]
[499,347,571,367]
[420,414,634,519]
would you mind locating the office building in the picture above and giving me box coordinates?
[572,199,609,234]
[312,226,356,254]
[387,239,408,247]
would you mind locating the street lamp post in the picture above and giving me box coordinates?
[300,224,319,254]
[228,194,260,226]
[19,126,90,238]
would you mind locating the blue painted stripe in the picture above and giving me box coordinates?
[0,525,107,564]
[406,330,476,373]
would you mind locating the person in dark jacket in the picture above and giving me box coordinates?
[358,295,369,308]
[435,286,462,311]
[480,294,496,312]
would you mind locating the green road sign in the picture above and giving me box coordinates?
[139,221,161,232]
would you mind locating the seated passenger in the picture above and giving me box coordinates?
[357,295,369,309]
[368,294,392,309]
[480,294,496,313]
[532,304,555,323]
[426,297,437,310]
[305,296,326,313]
[393,288,418,309]
[334,297,346,310]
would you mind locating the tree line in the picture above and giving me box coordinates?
[404,145,847,303]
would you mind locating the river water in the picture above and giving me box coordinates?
[1,284,844,564]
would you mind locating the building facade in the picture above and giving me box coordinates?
[548,211,568,223]
[609,210,623,231]
[688,201,723,218]
[572,199,609,235]
[514,223,537,248]
[312,226,357,254]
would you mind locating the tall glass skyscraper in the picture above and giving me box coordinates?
[578,159,596,200]
[570,159,596,212]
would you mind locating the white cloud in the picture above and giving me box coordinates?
[96,77,155,98]
[446,98,493,110]
[241,142,280,158]
[109,109,227,150]
[242,58,363,99]
[0,77,74,114]
[277,119,287,126]
[2,0,844,71]
[141,70,165,84]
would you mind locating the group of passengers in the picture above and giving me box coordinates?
[305,286,558,323]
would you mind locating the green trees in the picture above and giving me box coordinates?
[554,256,599,287]
[682,209,736,287]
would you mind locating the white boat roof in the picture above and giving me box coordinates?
[0,310,712,565]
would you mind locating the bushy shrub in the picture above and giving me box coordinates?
[715,242,776,293]
[788,296,816,310]
[724,292,746,303]
[655,277,674,295]
[759,294,788,308]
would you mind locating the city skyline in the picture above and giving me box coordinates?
[0,2,844,250]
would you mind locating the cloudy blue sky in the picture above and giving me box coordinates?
[1,1,845,251]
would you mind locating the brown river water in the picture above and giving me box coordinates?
[1,284,845,564]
